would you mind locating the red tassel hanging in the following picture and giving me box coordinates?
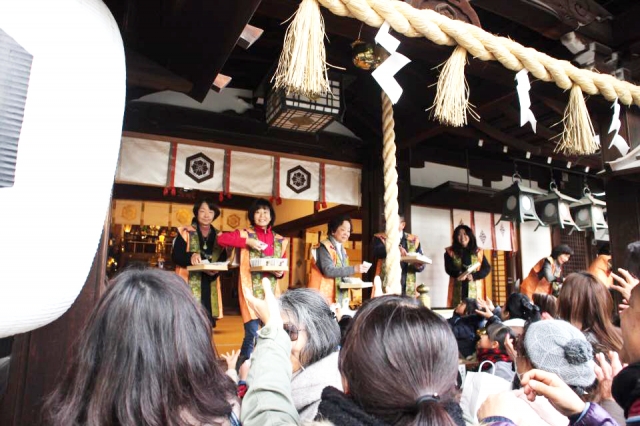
[222,149,232,200]
[272,157,281,205]
[317,163,327,209]
[219,192,224,202]
[164,142,178,196]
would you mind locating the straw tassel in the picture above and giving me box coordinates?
[555,85,599,155]
[272,0,330,98]
[431,46,477,127]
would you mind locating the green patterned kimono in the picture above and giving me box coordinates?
[247,229,284,299]
[449,249,482,306]
[186,228,224,317]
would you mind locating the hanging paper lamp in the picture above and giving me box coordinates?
[535,182,581,232]
[495,178,546,227]
[0,0,126,337]
[570,188,608,234]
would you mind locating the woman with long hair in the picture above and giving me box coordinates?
[318,296,464,425]
[44,268,239,426]
[558,272,623,354]
[444,225,491,306]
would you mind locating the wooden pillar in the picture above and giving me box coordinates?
[0,220,109,425]
[361,143,384,283]
[397,148,413,232]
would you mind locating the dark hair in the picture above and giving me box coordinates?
[248,198,275,228]
[505,293,541,322]
[279,289,340,367]
[532,293,558,318]
[551,244,574,259]
[461,298,479,316]
[340,296,458,426]
[192,197,221,221]
[558,272,623,353]
[487,324,516,351]
[328,215,352,236]
[44,269,236,425]
[598,244,611,256]
[624,241,640,279]
[451,225,478,256]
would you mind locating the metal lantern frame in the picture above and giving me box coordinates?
[570,187,608,234]
[534,181,581,232]
[266,78,342,133]
[495,174,546,227]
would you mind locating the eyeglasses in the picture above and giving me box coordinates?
[283,323,305,341]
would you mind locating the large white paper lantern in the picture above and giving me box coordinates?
[0,0,126,337]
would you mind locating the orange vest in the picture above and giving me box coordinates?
[308,239,341,304]
[237,229,289,322]
[445,247,485,306]
[588,255,613,288]
[521,257,556,300]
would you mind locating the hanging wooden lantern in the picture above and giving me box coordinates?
[570,188,608,233]
[266,77,342,133]
[495,179,546,226]
[535,182,581,232]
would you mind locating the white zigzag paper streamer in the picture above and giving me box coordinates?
[608,99,630,156]
[515,70,537,133]
[372,21,410,104]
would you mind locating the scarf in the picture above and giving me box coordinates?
[477,348,512,370]
[315,386,465,426]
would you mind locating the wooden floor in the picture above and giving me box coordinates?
[213,315,245,355]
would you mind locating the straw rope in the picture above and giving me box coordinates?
[381,91,402,294]
[316,0,640,106]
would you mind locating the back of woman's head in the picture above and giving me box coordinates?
[505,293,540,322]
[340,296,459,426]
[532,293,558,318]
[45,268,235,426]
[462,298,478,316]
[279,288,340,367]
[558,272,623,353]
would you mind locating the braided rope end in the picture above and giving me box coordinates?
[555,85,599,156]
[272,0,330,98]
[431,46,476,127]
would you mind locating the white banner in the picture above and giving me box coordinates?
[116,137,170,186]
[452,209,472,228]
[229,151,273,197]
[325,164,361,206]
[473,212,494,249]
[173,144,224,191]
[494,220,512,252]
[279,158,319,201]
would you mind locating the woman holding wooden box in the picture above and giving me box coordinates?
[172,197,227,327]
[218,198,288,365]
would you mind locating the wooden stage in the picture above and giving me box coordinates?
[213,315,244,355]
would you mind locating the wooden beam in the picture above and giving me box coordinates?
[469,118,542,154]
[276,204,360,236]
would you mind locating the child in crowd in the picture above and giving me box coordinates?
[448,298,484,358]
[477,323,517,382]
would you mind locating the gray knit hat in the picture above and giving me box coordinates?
[524,320,596,388]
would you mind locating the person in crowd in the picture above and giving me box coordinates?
[308,215,369,304]
[479,369,618,425]
[218,198,288,366]
[448,297,483,358]
[611,240,640,304]
[372,214,426,297]
[613,271,640,424]
[44,269,240,426]
[241,284,465,425]
[444,225,491,306]
[475,293,541,333]
[521,244,573,299]
[558,272,624,355]
[588,244,613,288]
[533,293,559,319]
[279,288,342,421]
[172,197,227,327]
[476,323,517,382]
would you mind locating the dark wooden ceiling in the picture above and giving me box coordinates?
[104,0,640,191]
